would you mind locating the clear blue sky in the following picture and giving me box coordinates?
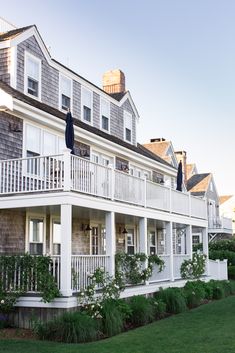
[2,0,235,195]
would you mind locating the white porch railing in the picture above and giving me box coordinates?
[71,255,110,292]
[0,154,64,194]
[208,259,228,280]
[0,153,207,220]
[173,254,191,279]
[149,255,171,283]
[208,216,232,231]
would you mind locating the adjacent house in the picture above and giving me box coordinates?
[0,19,226,326]
[219,195,235,236]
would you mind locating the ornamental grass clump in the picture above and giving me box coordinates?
[36,311,99,343]
[156,287,187,314]
[128,295,154,326]
[101,299,125,337]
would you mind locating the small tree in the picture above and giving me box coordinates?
[180,252,206,280]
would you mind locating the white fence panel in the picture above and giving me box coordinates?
[208,259,228,280]
[114,170,145,206]
[149,255,171,283]
[146,182,170,211]
[171,190,190,216]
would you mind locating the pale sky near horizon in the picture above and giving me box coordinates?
[2,0,235,195]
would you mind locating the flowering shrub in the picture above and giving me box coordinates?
[180,252,206,279]
[115,252,164,285]
[78,267,123,319]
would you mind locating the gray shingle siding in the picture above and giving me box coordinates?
[72,80,81,119]
[0,112,23,160]
[110,102,123,140]
[17,36,59,109]
[93,92,100,129]
[0,48,10,84]
[0,209,25,254]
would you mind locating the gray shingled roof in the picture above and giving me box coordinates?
[0,25,33,41]
[0,80,174,169]
[187,173,210,193]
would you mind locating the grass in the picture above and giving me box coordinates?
[1,296,235,353]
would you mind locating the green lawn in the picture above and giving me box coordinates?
[1,296,235,353]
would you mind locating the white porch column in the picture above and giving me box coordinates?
[105,211,115,277]
[60,204,72,296]
[202,227,209,275]
[166,221,174,281]
[63,149,71,192]
[186,225,192,258]
[139,217,148,254]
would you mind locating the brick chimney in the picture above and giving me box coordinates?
[102,69,125,94]
[175,151,187,185]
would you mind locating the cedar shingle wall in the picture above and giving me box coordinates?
[0,112,23,159]
[0,47,10,84]
[0,209,25,254]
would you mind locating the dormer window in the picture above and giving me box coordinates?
[25,52,41,99]
[82,87,92,123]
[101,99,110,132]
[124,111,132,143]
[60,75,72,111]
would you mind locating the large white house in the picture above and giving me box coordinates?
[0,19,227,325]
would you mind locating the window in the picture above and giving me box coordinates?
[60,75,72,111]
[25,53,41,98]
[157,229,166,255]
[149,231,156,255]
[91,226,99,255]
[124,111,132,143]
[82,87,92,123]
[25,124,41,175]
[101,99,110,132]
[52,219,61,255]
[152,171,164,184]
[28,218,44,255]
[126,229,135,254]
[192,234,201,246]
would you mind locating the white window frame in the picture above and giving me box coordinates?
[148,229,157,255]
[81,86,93,125]
[124,110,132,143]
[192,233,202,246]
[25,212,46,255]
[59,74,73,112]
[125,228,136,254]
[24,51,41,100]
[50,216,61,255]
[100,98,110,133]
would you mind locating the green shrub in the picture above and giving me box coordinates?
[209,280,225,300]
[155,287,187,314]
[148,297,166,319]
[228,280,235,294]
[129,295,154,326]
[180,252,206,279]
[228,266,235,279]
[101,299,124,337]
[112,299,132,322]
[209,250,235,266]
[183,281,206,308]
[36,311,99,343]
[209,239,235,252]
[200,281,213,300]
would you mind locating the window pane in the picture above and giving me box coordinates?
[62,94,71,110]
[53,221,61,244]
[101,100,109,117]
[125,128,131,142]
[27,56,39,80]
[83,106,91,122]
[43,131,56,155]
[29,219,43,243]
[82,88,92,108]
[102,115,109,130]
[26,125,41,153]
[28,77,38,97]
[61,76,71,97]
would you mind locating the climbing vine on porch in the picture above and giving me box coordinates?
[115,252,165,286]
[0,254,60,314]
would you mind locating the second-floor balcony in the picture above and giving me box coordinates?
[208,216,233,233]
[0,151,207,220]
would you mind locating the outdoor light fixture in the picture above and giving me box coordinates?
[122,227,128,234]
[81,224,92,234]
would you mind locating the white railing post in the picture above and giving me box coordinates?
[60,204,72,296]
[105,211,116,277]
[139,217,148,283]
[186,225,192,259]
[216,259,220,279]
[110,165,115,201]
[166,221,174,281]
[63,149,71,192]
[202,227,209,276]
[143,176,147,208]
